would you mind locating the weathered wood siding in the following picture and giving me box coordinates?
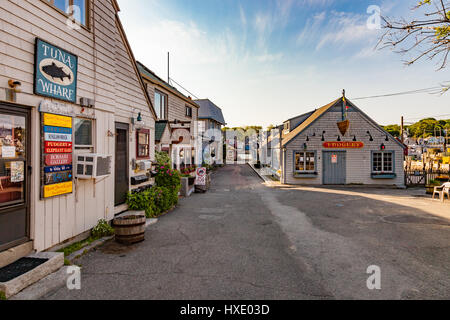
[0,0,155,251]
[283,110,405,186]
[145,83,198,136]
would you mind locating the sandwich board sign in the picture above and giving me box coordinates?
[34,38,78,103]
[195,167,207,186]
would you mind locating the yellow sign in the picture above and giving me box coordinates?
[43,113,72,128]
[44,181,73,198]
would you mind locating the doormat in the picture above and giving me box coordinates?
[0,258,48,283]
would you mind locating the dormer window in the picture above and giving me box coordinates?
[44,0,88,27]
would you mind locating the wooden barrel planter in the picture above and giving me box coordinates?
[113,213,146,245]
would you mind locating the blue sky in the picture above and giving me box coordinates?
[118,0,450,128]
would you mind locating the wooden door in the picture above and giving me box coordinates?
[114,122,129,206]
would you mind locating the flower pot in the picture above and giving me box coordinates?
[113,213,146,245]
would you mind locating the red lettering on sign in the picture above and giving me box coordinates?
[45,141,72,149]
[323,142,364,149]
[45,154,72,166]
[45,147,73,154]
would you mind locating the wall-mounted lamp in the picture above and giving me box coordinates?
[137,112,143,122]
[306,136,310,142]
[8,80,21,91]
[303,143,308,150]
[367,131,373,142]
[337,135,341,142]
[321,131,326,142]
[385,135,389,142]
[353,135,357,141]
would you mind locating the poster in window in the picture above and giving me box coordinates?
[332,154,338,164]
[11,161,25,183]
[2,146,16,158]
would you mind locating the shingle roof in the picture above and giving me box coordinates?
[194,99,226,125]
[155,121,169,141]
[282,98,341,147]
[282,97,406,149]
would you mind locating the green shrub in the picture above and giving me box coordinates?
[91,219,114,239]
[155,165,181,191]
[155,151,171,167]
[126,158,181,218]
[126,186,179,218]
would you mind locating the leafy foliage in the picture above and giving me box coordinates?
[383,124,401,137]
[384,118,450,138]
[126,162,181,218]
[91,219,114,239]
[155,151,172,167]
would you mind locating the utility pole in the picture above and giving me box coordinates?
[401,116,404,144]
[167,52,170,83]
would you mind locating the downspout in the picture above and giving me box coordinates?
[283,147,287,184]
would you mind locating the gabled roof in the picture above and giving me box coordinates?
[155,121,169,141]
[137,61,199,109]
[194,99,226,125]
[282,98,341,146]
[282,97,405,149]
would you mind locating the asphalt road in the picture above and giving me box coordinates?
[44,165,450,300]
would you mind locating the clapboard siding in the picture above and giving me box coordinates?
[0,0,155,252]
[284,110,405,186]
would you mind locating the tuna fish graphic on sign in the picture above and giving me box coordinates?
[42,62,72,82]
[34,38,78,103]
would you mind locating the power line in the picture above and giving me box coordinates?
[169,77,200,100]
[350,86,445,101]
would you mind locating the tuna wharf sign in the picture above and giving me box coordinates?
[34,38,78,103]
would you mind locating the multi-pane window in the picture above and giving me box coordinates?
[74,118,93,150]
[45,0,88,26]
[154,90,167,120]
[295,151,316,172]
[137,129,150,159]
[372,152,394,173]
[186,106,192,118]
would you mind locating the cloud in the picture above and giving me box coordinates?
[239,4,247,26]
[314,11,379,51]
[296,11,326,45]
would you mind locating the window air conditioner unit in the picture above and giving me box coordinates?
[76,154,112,179]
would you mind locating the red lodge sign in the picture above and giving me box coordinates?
[323,142,364,149]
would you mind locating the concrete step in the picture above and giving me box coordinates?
[0,252,64,299]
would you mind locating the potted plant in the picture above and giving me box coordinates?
[436,175,450,184]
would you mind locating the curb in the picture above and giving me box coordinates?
[247,163,279,186]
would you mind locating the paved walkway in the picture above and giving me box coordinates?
[43,165,450,300]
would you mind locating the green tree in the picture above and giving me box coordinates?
[383,125,401,137]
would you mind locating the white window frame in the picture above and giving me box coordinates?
[74,117,95,151]
[372,151,394,173]
[294,151,316,173]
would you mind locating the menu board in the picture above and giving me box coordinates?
[41,112,73,199]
